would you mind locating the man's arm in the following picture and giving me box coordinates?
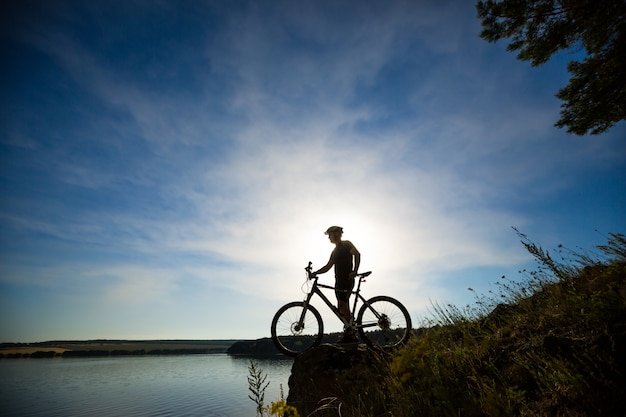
[314,257,334,275]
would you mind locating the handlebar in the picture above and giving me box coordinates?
[305,261,314,279]
[305,261,371,280]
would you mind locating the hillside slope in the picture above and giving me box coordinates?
[388,232,626,417]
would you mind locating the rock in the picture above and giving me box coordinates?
[286,343,392,417]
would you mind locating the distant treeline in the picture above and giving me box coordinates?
[227,337,281,356]
[2,335,350,358]
[227,334,345,357]
[0,340,239,359]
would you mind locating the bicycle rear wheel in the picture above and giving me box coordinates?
[271,301,324,357]
[357,296,411,350]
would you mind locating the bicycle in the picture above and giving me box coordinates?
[270,262,412,357]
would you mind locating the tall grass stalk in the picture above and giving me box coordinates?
[248,360,270,417]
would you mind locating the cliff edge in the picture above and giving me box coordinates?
[286,343,392,417]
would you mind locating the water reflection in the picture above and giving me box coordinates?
[0,354,293,417]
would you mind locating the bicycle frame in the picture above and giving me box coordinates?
[300,264,377,331]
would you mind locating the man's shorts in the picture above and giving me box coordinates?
[335,277,355,302]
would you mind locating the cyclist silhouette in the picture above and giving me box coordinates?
[313,226,360,342]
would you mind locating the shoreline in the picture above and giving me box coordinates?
[0,340,239,358]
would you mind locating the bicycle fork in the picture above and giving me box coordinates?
[295,291,315,332]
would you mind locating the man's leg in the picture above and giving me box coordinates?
[338,300,351,322]
[337,298,357,343]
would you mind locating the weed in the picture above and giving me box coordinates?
[248,360,270,417]
[247,360,300,417]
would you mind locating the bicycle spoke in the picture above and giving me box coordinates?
[357,296,411,349]
[271,302,323,356]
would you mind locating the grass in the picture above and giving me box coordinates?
[385,231,626,417]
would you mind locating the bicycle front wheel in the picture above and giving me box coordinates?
[271,301,324,357]
[357,296,412,350]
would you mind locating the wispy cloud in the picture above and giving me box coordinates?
[1,0,624,341]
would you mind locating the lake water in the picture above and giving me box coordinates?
[0,354,293,417]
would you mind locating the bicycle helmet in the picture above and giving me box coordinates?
[324,226,343,235]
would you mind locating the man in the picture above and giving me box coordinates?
[313,226,360,342]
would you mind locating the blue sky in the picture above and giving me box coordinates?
[1,0,624,342]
